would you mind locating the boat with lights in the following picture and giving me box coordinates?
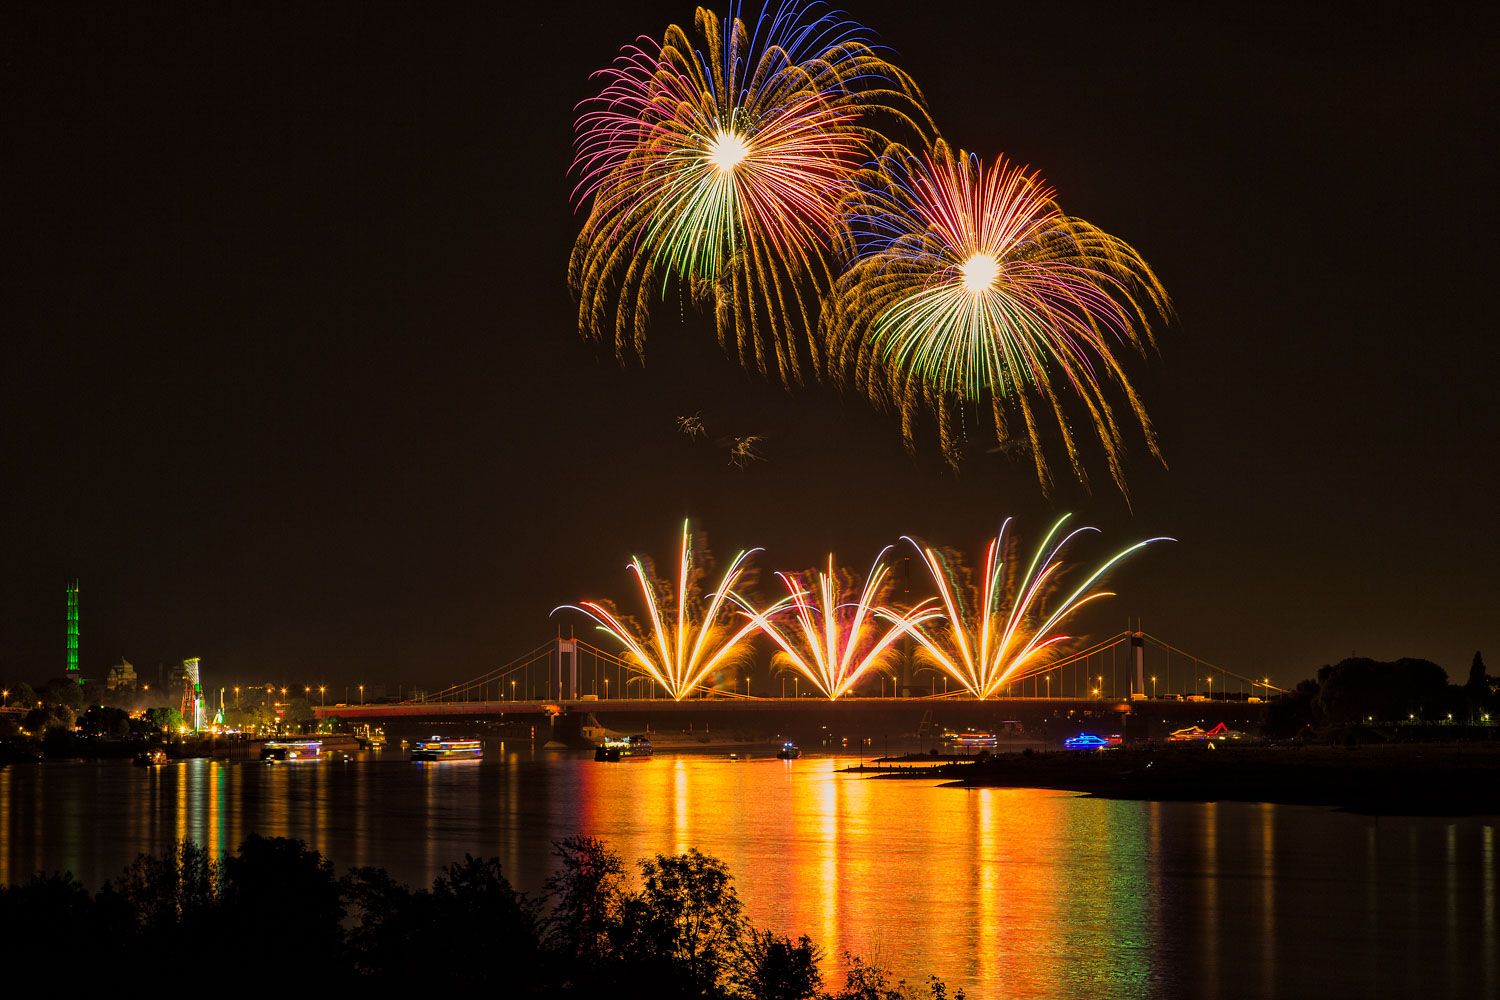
[261,739,323,762]
[594,734,653,761]
[776,741,801,759]
[411,736,483,761]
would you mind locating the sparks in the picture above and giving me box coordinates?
[556,521,760,701]
[888,516,1172,699]
[827,140,1173,497]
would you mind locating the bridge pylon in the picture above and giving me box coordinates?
[554,638,578,701]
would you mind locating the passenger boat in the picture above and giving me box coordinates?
[133,747,168,766]
[1065,733,1123,750]
[594,734,652,761]
[411,736,483,761]
[952,731,998,749]
[775,741,801,759]
[261,739,323,761]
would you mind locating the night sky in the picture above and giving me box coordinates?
[4,1,1496,694]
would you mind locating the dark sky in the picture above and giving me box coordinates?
[4,1,1496,694]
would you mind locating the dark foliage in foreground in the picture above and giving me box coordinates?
[0,834,959,998]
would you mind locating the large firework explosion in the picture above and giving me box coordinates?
[570,1,927,385]
[556,521,761,700]
[732,547,934,699]
[889,516,1172,699]
[825,140,1173,497]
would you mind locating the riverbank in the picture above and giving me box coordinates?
[857,744,1500,815]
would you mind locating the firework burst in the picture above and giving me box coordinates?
[733,547,936,699]
[556,521,760,700]
[571,1,926,385]
[826,140,1173,497]
[890,516,1171,699]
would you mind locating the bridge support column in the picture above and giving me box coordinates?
[1132,632,1145,698]
[556,639,578,700]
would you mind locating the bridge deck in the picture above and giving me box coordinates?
[306,696,1255,720]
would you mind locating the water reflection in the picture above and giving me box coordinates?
[0,753,1495,998]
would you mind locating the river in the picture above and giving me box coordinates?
[1,745,1494,998]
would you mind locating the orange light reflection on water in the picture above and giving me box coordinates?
[567,755,1168,993]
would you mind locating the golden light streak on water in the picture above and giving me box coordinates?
[1201,801,1219,997]
[1447,823,1459,974]
[974,791,1001,991]
[174,756,189,844]
[0,767,10,886]
[673,758,691,855]
[1485,824,1495,990]
[505,744,522,879]
[794,759,842,958]
[1257,803,1276,997]
[354,754,370,870]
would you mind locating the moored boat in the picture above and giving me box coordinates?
[594,734,653,761]
[133,747,169,766]
[411,736,483,761]
[261,739,323,762]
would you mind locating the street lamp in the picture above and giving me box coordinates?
[235,686,240,709]
[1206,676,1213,700]
[604,678,609,700]
[319,686,325,708]
[511,680,516,702]
[1151,676,1157,699]
[359,684,364,705]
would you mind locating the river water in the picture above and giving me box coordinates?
[2,745,1495,998]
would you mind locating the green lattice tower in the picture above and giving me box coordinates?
[66,579,80,681]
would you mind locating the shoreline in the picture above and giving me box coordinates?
[849,743,1500,817]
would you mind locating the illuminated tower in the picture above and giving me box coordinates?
[65,579,80,680]
[180,657,205,731]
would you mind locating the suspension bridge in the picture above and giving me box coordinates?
[313,631,1282,721]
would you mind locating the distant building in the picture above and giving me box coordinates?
[107,658,137,691]
[107,659,136,690]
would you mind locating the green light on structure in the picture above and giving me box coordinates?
[66,579,80,678]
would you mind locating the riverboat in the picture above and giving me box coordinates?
[411,737,483,761]
[261,739,323,762]
[594,734,652,761]
[952,731,998,749]
[776,741,801,759]
[133,747,168,766]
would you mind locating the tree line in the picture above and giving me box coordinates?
[0,834,962,998]
[1265,651,1494,736]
